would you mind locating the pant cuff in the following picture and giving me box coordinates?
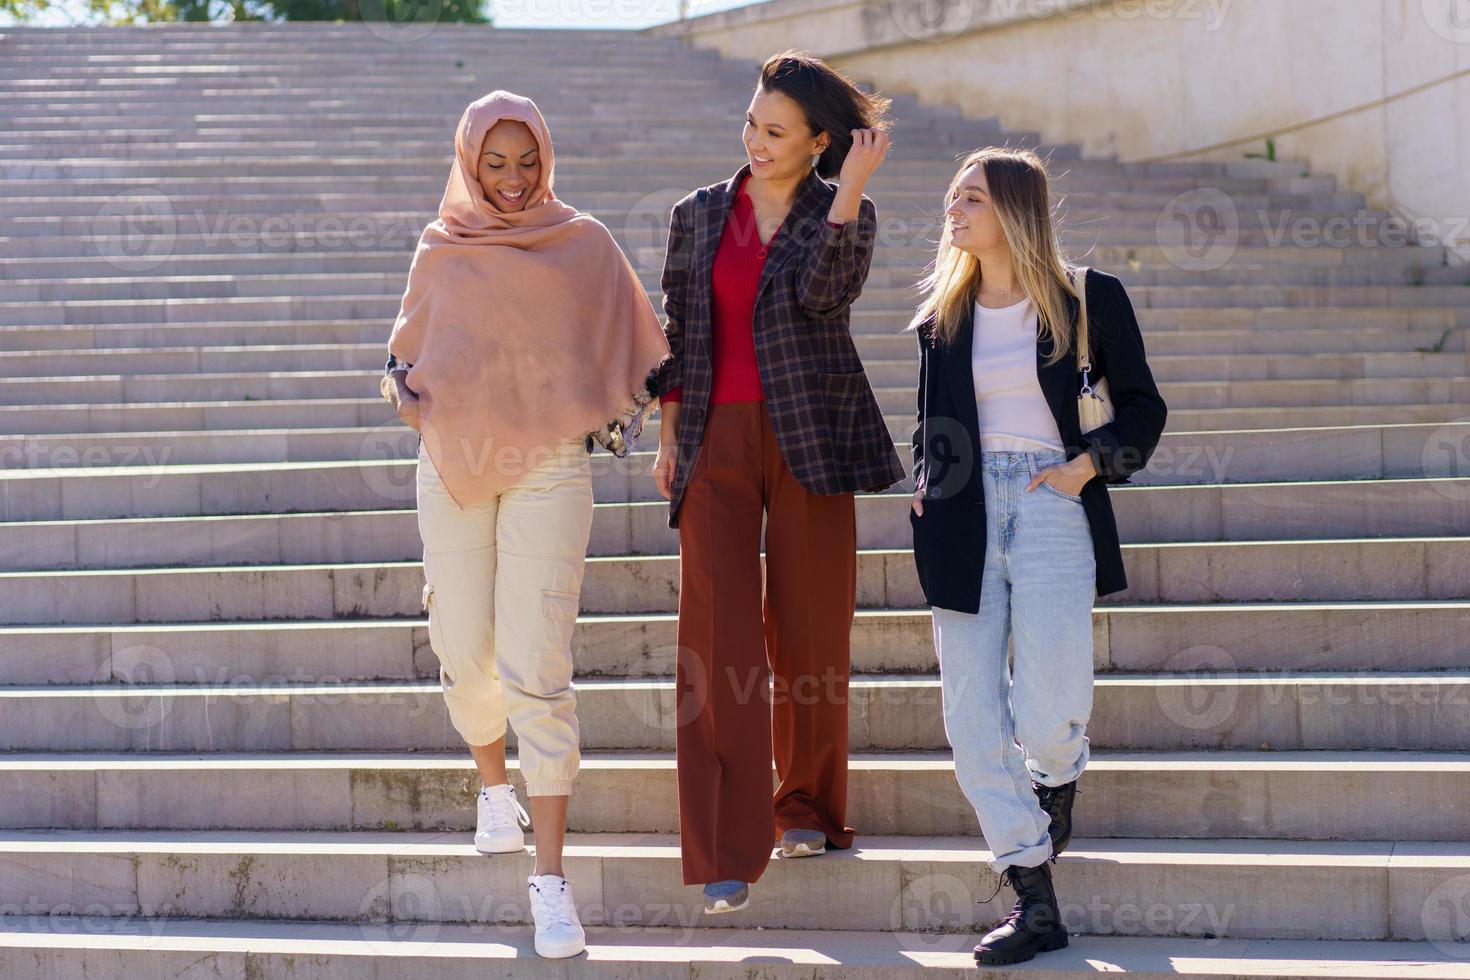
[525,778,575,797]
[460,720,508,747]
[1031,750,1089,787]
[987,837,1054,875]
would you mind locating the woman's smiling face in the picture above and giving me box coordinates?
[477,119,541,212]
[945,163,1006,255]
[742,86,827,181]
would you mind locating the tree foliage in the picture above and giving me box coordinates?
[2,0,488,27]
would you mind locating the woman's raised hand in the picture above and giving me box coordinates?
[838,129,890,188]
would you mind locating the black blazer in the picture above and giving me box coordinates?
[908,269,1168,613]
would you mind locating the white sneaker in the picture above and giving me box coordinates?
[474,783,530,854]
[527,873,586,958]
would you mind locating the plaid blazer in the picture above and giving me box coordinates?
[653,163,905,529]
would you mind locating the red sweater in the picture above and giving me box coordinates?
[665,175,840,406]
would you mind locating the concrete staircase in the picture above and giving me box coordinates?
[2,21,1469,978]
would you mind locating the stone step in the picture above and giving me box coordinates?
[0,194,1361,233]
[2,199,1375,243]
[1,535,1467,625]
[5,393,1464,446]
[6,276,1464,329]
[0,142,1015,170]
[2,671,1464,753]
[3,601,1465,686]
[0,146,1244,176]
[11,254,1438,291]
[0,85,785,104]
[0,919,1462,980]
[0,828,1461,942]
[3,341,1465,398]
[1,308,1460,353]
[0,178,1367,218]
[3,477,1467,572]
[4,370,1468,432]
[0,149,1271,187]
[873,376,1470,413]
[0,192,1371,227]
[1,749,1467,843]
[2,240,1439,281]
[2,327,1458,393]
[6,418,1469,488]
[0,160,1340,199]
[1141,326,1467,355]
[8,289,1470,331]
[1,214,1418,251]
[0,127,1027,163]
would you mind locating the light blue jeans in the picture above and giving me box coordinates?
[931,448,1097,873]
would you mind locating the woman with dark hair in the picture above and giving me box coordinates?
[908,147,1167,965]
[650,50,905,914]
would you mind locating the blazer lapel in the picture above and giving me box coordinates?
[756,165,830,302]
[1035,288,1082,441]
[692,168,742,284]
[942,299,981,437]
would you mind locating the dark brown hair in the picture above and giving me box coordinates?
[757,49,892,180]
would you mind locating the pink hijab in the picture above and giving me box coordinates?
[387,90,670,508]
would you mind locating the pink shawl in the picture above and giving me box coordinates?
[387,90,670,508]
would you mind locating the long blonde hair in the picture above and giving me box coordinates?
[906,147,1084,367]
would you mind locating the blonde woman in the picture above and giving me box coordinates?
[382,90,669,958]
[907,147,1167,965]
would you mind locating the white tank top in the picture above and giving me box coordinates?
[971,297,1065,453]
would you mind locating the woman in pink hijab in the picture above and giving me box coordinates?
[382,90,670,959]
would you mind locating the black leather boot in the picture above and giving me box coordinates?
[972,861,1068,965]
[1032,779,1078,857]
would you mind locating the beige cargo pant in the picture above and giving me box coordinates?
[416,435,593,797]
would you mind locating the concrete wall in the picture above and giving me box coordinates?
[652,0,1470,259]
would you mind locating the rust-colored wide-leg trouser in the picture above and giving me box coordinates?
[675,399,858,886]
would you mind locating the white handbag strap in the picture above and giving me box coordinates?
[1070,265,1093,377]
